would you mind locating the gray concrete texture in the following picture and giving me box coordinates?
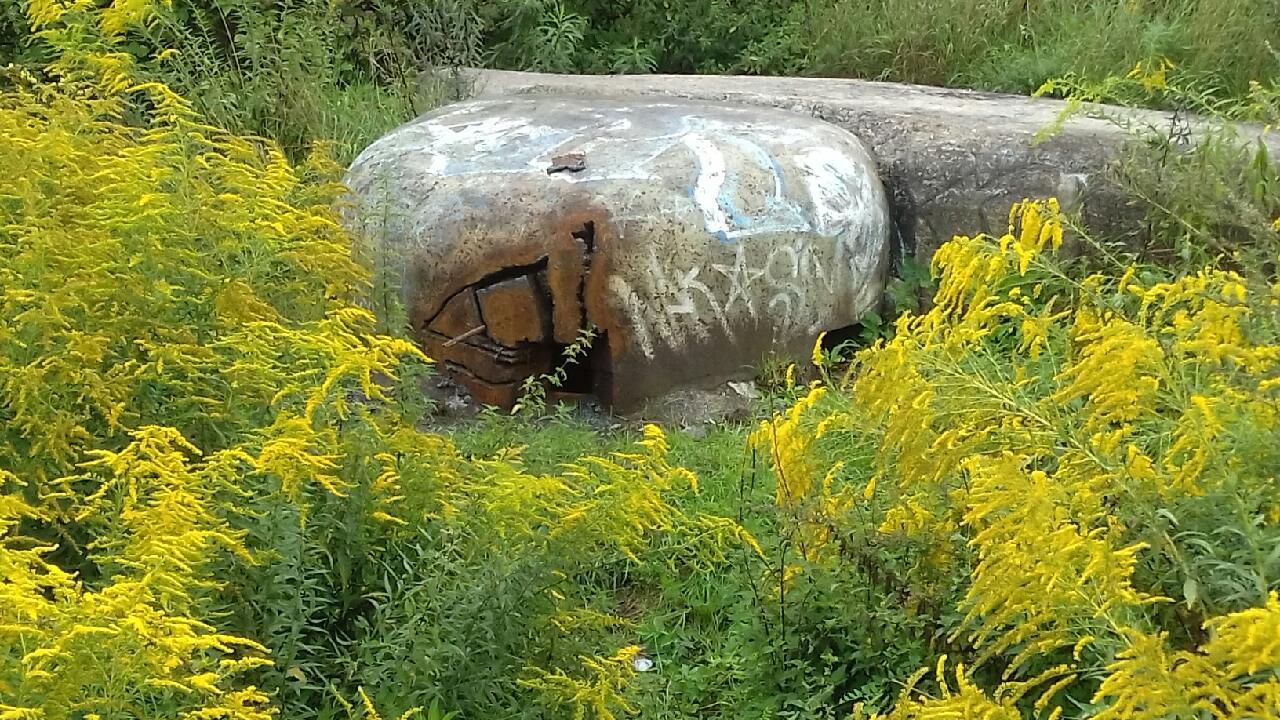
[345,96,890,411]
[459,69,1280,260]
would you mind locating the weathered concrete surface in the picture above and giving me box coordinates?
[345,96,889,411]
[454,69,1280,260]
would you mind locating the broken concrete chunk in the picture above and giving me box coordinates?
[427,289,482,341]
[478,275,552,346]
[344,95,890,412]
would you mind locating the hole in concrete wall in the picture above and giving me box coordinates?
[541,221,605,401]
[588,331,613,406]
[572,221,596,253]
[821,323,865,354]
[544,223,608,404]
[550,335,598,395]
[572,221,596,330]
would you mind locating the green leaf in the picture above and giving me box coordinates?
[1183,576,1199,609]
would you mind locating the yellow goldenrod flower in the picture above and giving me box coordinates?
[812,331,828,367]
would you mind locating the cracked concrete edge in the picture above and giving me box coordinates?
[438,68,1280,260]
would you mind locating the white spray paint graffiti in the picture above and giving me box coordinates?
[710,244,766,317]
[613,227,878,359]
[357,100,884,245]
[610,254,731,360]
[595,121,884,358]
[364,103,872,245]
[682,133,732,239]
[606,129,884,358]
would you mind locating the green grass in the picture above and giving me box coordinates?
[785,0,1279,102]
[448,406,757,503]
[299,81,419,166]
[470,0,1278,112]
[443,398,881,718]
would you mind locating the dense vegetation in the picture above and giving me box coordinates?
[3,2,1280,720]
[4,0,1277,161]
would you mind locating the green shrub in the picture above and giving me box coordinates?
[135,0,427,161]
[1037,60,1280,274]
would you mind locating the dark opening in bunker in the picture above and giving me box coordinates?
[548,330,607,397]
[820,323,869,357]
[824,323,862,349]
[541,222,606,403]
[572,221,596,253]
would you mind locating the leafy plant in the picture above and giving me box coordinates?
[607,39,658,75]
[753,199,1280,718]
[854,254,938,347]
[1037,60,1280,275]
[512,325,598,416]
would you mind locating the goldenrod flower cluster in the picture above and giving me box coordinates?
[2,3,751,717]
[754,199,1280,718]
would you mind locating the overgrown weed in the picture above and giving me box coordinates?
[0,5,751,719]
[8,0,1276,161]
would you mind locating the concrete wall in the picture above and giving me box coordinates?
[454,69,1280,262]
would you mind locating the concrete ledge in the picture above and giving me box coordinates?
[454,69,1279,260]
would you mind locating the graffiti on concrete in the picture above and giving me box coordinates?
[368,102,878,244]
[344,95,891,411]
[608,231,874,361]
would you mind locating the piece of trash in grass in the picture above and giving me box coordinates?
[632,654,654,672]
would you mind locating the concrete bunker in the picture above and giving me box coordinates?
[344,96,891,412]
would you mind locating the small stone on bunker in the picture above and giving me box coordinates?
[548,151,587,174]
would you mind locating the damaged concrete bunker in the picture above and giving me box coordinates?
[344,96,890,412]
